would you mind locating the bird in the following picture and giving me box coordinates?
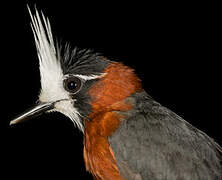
[10,7,222,180]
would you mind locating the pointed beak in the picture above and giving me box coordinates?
[10,102,54,125]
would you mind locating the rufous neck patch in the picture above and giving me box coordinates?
[89,62,142,114]
[83,62,142,179]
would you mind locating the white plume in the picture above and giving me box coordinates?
[28,6,63,98]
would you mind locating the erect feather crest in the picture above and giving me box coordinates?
[28,6,63,93]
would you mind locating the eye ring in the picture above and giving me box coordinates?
[63,75,82,94]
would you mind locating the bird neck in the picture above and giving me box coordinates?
[83,112,121,179]
[88,62,142,113]
[83,62,142,179]
[83,99,132,180]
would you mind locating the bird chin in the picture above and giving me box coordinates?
[51,99,84,131]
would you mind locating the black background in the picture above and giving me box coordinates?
[1,0,221,179]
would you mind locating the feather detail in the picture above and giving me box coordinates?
[27,6,84,131]
[27,6,63,94]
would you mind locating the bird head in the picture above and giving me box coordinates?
[10,8,142,132]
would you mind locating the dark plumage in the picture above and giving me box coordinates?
[109,91,222,180]
[60,46,110,75]
[59,47,222,179]
[60,46,111,120]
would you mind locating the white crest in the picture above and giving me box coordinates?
[27,7,107,132]
[27,7,84,131]
[28,7,63,97]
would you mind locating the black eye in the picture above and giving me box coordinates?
[63,76,82,93]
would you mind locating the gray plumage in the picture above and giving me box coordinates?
[12,7,221,180]
[109,91,222,180]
